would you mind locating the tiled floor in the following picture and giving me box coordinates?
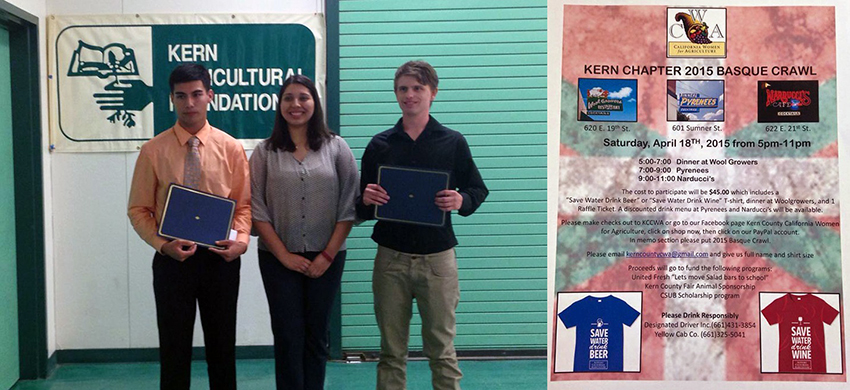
[12,359,546,389]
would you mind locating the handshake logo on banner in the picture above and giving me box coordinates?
[67,40,154,129]
[52,23,157,147]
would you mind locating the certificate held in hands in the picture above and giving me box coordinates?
[158,184,236,249]
[375,165,450,227]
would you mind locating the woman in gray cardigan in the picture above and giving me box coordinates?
[250,75,358,390]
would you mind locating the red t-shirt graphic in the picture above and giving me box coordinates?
[761,293,839,373]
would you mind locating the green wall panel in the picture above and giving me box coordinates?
[340,31,544,45]
[341,43,546,58]
[339,0,544,11]
[340,20,544,34]
[340,8,544,23]
[341,88,546,103]
[338,0,547,354]
[340,65,547,80]
[0,25,19,388]
[342,76,545,92]
[340,100,546,115]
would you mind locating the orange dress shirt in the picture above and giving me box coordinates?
[128,121,251,253]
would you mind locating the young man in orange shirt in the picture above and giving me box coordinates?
[128,63,250,390]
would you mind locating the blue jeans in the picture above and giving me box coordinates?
[258,249,346,390]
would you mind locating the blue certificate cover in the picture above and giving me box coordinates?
[158,184,236,248]
[376,165,450,227]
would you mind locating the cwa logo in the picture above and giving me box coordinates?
[667,8,726,58]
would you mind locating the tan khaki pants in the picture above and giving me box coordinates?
[372,245,462,390]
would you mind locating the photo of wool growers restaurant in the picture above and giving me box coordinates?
[577,78,638,122]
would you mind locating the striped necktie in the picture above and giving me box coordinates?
[184,136,201,189]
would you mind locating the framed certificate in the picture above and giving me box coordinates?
[158,183,236,248]
[375,165,450,227]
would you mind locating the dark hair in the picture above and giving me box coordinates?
[394,60,439,91]
[169,63,211,92]
[267,75,332,152]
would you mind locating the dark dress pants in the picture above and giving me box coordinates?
[258,249,346,390]
[153,247,241,390]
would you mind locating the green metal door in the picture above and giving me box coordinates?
[0,25,19,389]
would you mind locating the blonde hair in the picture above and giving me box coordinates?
[394,60,438,91]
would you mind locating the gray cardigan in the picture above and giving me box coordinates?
[250,135,359,253]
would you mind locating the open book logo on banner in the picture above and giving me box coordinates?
[54,24,156,144]
[67,40,154,129]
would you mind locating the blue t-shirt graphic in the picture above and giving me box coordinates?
[558,295,641,372]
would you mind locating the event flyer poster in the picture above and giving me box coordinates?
[552,4,843,382]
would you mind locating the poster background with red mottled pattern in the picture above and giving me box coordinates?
[548,3,845,385]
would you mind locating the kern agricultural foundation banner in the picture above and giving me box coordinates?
[48,14,325,152]
[548,2,843,386]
